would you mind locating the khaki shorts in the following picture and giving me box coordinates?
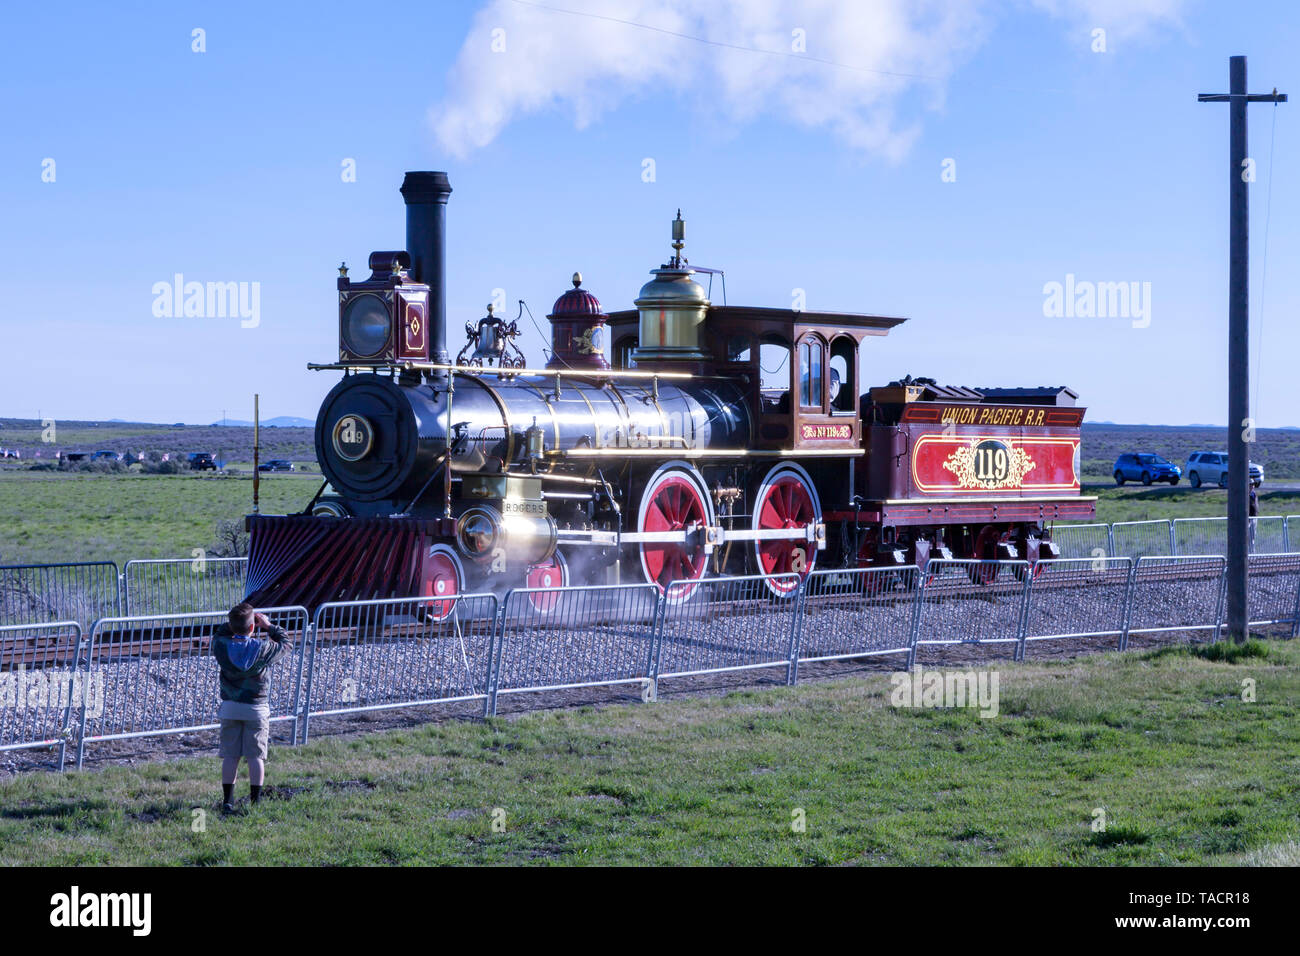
[219,718,269,760]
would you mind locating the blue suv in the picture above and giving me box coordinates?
[1113,453,1180,486]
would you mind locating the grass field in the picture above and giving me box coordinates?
[0,472,316,567]
[1086,484,1300,524]
[3,415,1299,568]
[1,639,1296,865]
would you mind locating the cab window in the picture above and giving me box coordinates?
[798,337,823,408]
[828,336,855,413]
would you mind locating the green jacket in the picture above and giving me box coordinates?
[212,623,292,705]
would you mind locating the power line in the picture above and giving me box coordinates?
[504,0,1062,94]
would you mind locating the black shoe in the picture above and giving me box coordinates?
[221,802,237,816]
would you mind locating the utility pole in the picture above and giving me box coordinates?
[1199,56,1286,643]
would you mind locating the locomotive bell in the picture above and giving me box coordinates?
[631,211,710,363]
[470,305,504,363]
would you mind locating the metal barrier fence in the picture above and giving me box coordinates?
[1172,516,1286,556]
[75,605,309,768]
[0,621,84,769]
[302,593,498,742]
[487,583,660,716]
[0,516,1296,632]
[1122,556,1226,650]
[657,573,802,685]
[915,560,1031,657]
[1244,553,1300,633]
[797,567,920,675]
[123,557,248,616]
[1048,523,1113,559]
[1021,558,1133,654]
[4,554,1300,772]
[0,562,121,630]
[1110,520,1174,560]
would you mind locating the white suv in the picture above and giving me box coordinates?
[1185,451,1263,488]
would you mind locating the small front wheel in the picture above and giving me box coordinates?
[1190,471,1201,488]
[1114,471,1125,486]
[1141,472,1152,486]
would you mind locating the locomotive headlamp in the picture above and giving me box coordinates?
[337,251,430,364]
[341,294,392,358]
[457,510,498,556]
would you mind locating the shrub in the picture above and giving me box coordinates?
[210,518,249,557]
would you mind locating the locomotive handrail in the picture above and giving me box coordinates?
[545,447,865,458]
[308,361,708,380]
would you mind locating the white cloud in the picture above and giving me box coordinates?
[1030,0,1186,39]
[431,0,1185,159]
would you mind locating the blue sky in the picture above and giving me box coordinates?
[1,0,1296,427]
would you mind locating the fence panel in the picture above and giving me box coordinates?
[1242,553,1300,632]
[1123,556,1226,649]
[76,605,308,768]
[1285,516,1300,553]
[1021,558,1133,655]
[1173,516,1288,556]
[487,584,660,715]
[655,574,802,684]
[1111,520,1173,560]
[124,557,248,616]
[302,593,497,742]
[1048,523,1113,559]
[1172,517,1225,557]
[0,562,121,630]
[1252,516,1287,555]
[797,567,919,672]
[0,621,83,769]
[915,560,1031,653]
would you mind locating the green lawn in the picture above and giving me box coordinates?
[0,472,315,567]
[1086,483,1300,525]
[2,640,1297,865]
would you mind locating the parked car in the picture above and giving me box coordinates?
[91,450,122,462]
[187,452,217,471]
[258,459,295,472]
[1113,453,1181,486]
[1185,451,1263,488]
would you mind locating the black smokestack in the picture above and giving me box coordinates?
[400,171,452,367]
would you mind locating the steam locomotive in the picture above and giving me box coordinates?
[244,171,1095,613]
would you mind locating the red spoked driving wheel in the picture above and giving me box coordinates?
[420,544,464,622]
[525,551,569,614]
[753,464,821,597]
[638,465,713,600]
[967,525,1002,585]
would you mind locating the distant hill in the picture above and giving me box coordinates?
[0,419,317,466]
[210,417,315,428]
